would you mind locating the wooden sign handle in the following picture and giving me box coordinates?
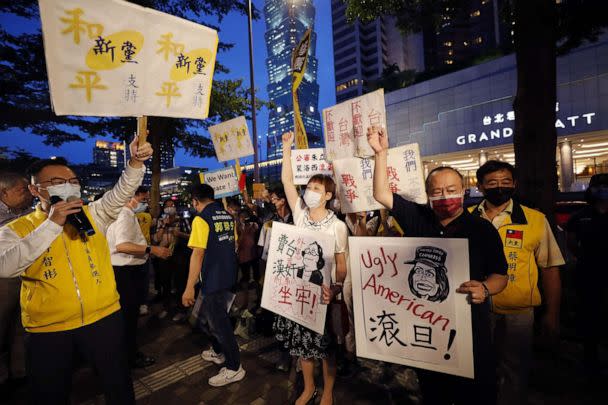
[137,116,148,146]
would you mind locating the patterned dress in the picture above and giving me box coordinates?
[273,199,348,359]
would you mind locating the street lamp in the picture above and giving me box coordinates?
[246,0,260,182]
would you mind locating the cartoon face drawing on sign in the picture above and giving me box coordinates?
[405,246,450,303]
[296,241,325,286]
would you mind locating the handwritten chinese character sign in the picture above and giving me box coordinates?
[290,148,334,185]
[349,237,474,378]
[332,143,426,213]
[260,222,335,334]
[208,116,254,162]
[199,167,239,199]
[322,89,387,162]
[39,0,218,118]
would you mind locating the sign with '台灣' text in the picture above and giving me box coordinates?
[260,222,335,335]
[199,167,239,199]
[39,0,218,118]
[290,148,334,185]
[332,143,426,214]
[349,237,474,378]
[322,89,387,162]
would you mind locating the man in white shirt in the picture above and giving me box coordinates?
[107,196,171,369]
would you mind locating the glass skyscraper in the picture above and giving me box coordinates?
[264,0,323,160]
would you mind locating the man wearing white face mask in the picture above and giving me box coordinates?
[0,136,152,405]
[368,126,508,405]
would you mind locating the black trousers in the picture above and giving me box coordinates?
[25,310,134,405]
[200,290,241,371]
[114,264,145,365]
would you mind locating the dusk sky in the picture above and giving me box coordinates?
[0,0,336,170]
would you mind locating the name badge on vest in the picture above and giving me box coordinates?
[505,229,523,249]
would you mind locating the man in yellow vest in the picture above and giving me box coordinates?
[0,136,152,405]
[470,160,564,405]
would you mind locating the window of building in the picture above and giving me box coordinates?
[474,36,483,44]
[444,41,453,47]
[463,41,469,47]
[448,49,454,56]
[470,10,480,17]
[445,59,453,65]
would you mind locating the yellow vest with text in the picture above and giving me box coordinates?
[469,202,546,314]
[136,212,152,245]
[8,206,120,333]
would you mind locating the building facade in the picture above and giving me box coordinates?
[331,0,425,103]
[385,36,608,191]
[264,0,323,160]
[93,140,125,169]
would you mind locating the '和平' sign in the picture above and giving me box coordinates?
[349,237,474,379]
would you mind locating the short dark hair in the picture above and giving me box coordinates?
[135,186,149,195]
[226,197,240,208]
[270,186,286,201]
[191,184,214,202]
[26,157,70,181]
[425,166,464,191]
[476,160,517,184]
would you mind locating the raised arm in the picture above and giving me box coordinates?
[281,131,299,212]
[89,136,151,234]
[367,126,393,209]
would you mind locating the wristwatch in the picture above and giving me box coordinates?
[481,282,490,299]
[145,246,152,254]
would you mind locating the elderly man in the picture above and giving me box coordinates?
[0,171,33,394]
[368,126,508,405]
[0,136,152,405]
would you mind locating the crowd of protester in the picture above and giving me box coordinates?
[0,128,606,405]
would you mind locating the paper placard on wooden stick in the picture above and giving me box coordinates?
[290,148,334,185]
[39,0,218,119]
[322,89,387,162]
[260,222,335,335]
[332,143,426,214]
[349,237,474,378]
[252,183,266,199]
[208,116,254,162]
[201,166,240,199]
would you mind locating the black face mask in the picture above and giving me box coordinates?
[484,187,515,206]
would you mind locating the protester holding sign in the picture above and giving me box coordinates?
[278,132,348,405]
[368,125,508,405]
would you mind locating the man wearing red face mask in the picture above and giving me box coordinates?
[368,126,508,405]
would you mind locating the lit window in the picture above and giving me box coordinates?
[463,41,469,46]
[448,50,454,56]
[474,36,483,44]
[470,10,480,17]
[444,41,452,47]
[445,59,453,65]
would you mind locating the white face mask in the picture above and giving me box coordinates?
[303,189,323,209]
[46,183,81,202]
[164,207,177,216]
[134,202,148,213]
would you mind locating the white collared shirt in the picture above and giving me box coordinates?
[107,206,148,266]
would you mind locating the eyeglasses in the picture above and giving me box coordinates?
[37,177,81,186]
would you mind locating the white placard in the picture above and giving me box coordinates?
[290,148,334,185]
[201,167,239,199]
[322,89,387,162]
[208,116,254,162]
[349,237,474,379]
[260,222,335,335]
[332,143,426,214]
[39,0,218,118]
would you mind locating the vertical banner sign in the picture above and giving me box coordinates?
[292,28,312,149]
[290,148,334,185]
[200,167,240,199]
[261,222,335,334]
[38,0,218,118]
[332,143,427,214]
[208,116,254,162]
[322,89,387,162]
[349,237,474,378]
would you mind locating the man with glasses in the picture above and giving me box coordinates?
[0,137,152,405]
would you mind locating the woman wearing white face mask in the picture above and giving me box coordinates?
[276,132,349,405]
